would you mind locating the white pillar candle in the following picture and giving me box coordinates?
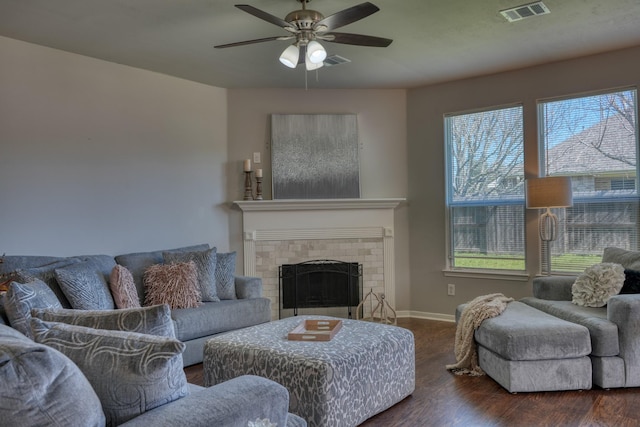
[255,168,263,178]
[243,159,251,172]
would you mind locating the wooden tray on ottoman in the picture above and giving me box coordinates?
[287,319,343,341]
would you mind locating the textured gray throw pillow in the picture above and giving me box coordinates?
[0,324,106,426]
[163,247,219,302]
[32,304,176,338]
[55,260,115,310]
[572,262,625,307]
[31,318,189,427]
[16,258,82,308]
[3,279,63,339]
[215,251,237,300]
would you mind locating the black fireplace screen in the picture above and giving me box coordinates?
[279,260,362,318]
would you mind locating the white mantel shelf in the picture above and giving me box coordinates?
[233,198,405,212]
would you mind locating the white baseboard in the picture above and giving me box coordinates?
[396,310,455,323]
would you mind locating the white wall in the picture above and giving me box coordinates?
[226,89,411,311]
[0,36,230,256]
[407,45,640,319]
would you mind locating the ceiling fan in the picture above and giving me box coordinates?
[214,1,393,71]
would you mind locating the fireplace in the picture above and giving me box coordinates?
[279,260,362,319]
[234,198,404,320]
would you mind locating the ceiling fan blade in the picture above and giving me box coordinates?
[313,2,380,32]
[214,36,293,49]
[235,4,297,32]
[320,32,392,47]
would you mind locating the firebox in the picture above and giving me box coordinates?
[279,260,363,319]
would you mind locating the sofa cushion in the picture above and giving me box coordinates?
[474,301,591,361]
[16,258,82,308]
[521,297,619,357]
[163,247,219,302]
[32,304,176,338]
[115,244,210,306]
[571,262,625,307]
[215,251,237,300]
[0,324,106,426]
[144,262,202,309]
[55,260,115,310]
[171,298,271,341]
[109,265,141,309]
[31,318,188,427]
[3,279,63,339]
[602,247,640,270]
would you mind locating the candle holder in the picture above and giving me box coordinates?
[255,176,263,200]
[243,171,253,200]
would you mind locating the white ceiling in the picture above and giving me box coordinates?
[1,0,640,89]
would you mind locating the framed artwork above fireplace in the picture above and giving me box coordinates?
[271,114,360,199]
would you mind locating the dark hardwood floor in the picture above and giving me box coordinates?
[184,318,640,427]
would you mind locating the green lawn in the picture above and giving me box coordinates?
[454,252,601,272]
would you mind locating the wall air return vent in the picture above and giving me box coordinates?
[500,1,550,22]
[323,55,351,67]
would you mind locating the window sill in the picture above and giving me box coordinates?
[443,269,530,282]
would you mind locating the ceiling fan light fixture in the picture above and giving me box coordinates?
[305,54,323,71]
[279,44,299,68]
[306,40,327,64]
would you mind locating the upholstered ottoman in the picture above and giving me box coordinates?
[203,315,415,427]
[457,301,593,393]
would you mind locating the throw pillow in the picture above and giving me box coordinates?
[0,324,105,426]
[620,269,640,294]
[55,260,115,310]
[31,318,189,427]
[572,262,625,307]
[144,261,201,309]
[109,265,141,309]
[163,247,219,302]
[32,304,175,338]
[16,258,82,308]
[3,279,62,339]
[216,251,237,300]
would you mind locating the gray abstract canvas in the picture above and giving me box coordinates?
[271,114,360,199]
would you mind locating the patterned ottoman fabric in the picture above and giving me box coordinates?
[203,316,415,427]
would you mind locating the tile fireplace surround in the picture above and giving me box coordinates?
[234,199,404,320]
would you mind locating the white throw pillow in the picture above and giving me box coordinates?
[572,262,625,307]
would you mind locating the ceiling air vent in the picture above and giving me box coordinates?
[323,55,351,67]
[500,1,550,22]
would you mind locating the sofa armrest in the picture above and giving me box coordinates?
[608,294,640,387]
[235,276,263,299]
[532,276,577,301]
[119,375,290,427]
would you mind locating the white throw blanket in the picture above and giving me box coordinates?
[446,293,513,376]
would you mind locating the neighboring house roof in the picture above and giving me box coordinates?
[547,113,636,175]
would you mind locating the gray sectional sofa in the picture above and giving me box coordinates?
[0,244,309,426]
[459,247,640,392]
[0,243,271,366]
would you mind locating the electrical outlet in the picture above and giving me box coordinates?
[253,152,261,164]
[447,284,455,296]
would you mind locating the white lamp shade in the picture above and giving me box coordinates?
[306,40,327,64]
[279,44,299,68]
[305,54,323,70]
[525,176,573,209]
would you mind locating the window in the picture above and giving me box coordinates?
[445,105,525,271]
[538,88,639,273]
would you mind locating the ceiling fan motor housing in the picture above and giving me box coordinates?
[284,9,324,30]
